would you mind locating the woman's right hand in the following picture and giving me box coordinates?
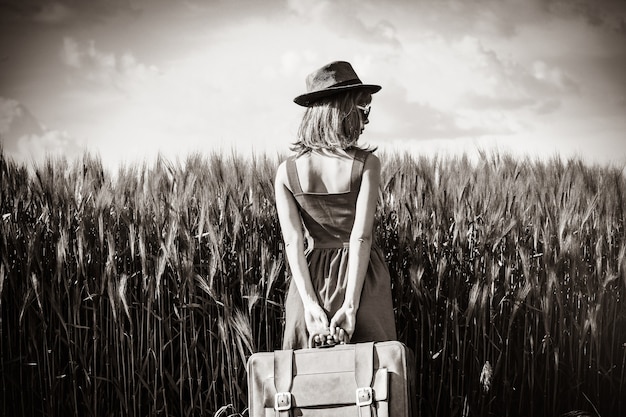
[304,302,329,338]
[329,304,356,343]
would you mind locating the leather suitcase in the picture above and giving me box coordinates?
[246,341,416,417]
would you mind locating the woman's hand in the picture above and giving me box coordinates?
[304,302,329,338]
[329,305,357,343]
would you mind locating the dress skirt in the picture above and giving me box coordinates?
[282,244,397,350]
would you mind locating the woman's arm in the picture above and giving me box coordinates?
[274,161,329,337]
[329,153,381,341]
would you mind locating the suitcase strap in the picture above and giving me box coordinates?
[274,349,293,417]
[355,342,376,417]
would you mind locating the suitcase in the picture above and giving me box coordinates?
[246,340,416,417]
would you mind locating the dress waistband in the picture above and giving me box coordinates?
[309,241,350,249]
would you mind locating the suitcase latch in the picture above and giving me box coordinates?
[275,392,292,411]
[356,387,373,406]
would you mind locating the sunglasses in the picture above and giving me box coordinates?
[356,105,371,120]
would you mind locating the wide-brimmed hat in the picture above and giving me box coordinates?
[293,61,381,107]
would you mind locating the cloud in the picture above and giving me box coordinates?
[32,2,74,23]
[360,0,540,41]
[547,0,626,34]
[0,98,44,148]
[0,97,84,164]
[456,45,579,115]
[15,130,84,164]
[60,37,160,93]
[286,0,401,47]
[372,80,521,142]
[61,37,82,68]
[453,37,579,106]
[0,0,140,24]
[530,60,579,92]
[364,31,583,144]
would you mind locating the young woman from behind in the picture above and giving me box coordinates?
[275,60,397,349]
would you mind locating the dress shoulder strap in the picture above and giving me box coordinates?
[285,156,303,195]
[350,149,371,192]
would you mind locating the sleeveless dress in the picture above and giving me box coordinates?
[282,149,397,349]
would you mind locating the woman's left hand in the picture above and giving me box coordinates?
[329,305,357,343]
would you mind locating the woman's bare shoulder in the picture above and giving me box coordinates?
[274,159,291,188]
[362,151,381,171]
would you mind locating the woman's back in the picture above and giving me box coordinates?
[285,149,371,248]
[294,150,356,194]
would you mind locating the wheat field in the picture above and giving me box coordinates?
[0,148,624,417]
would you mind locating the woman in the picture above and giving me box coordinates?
[275,61,397,349]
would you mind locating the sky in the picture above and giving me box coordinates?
[1,0,625,172]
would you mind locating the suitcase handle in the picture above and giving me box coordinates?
[308,329,347,349]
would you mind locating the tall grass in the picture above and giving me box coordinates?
[379,151,626,416]
[0,148,624,417]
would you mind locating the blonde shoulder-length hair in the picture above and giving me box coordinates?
[290,90,375,156]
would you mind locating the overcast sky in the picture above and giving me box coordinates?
[1,0,625,171]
